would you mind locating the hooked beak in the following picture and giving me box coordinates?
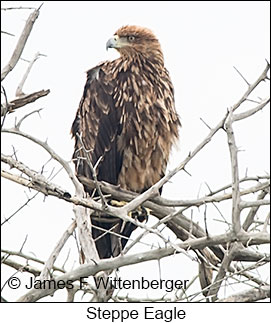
[106,36,119,51]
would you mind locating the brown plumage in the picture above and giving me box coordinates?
[71,25,180,259]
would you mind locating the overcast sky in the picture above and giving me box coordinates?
[1,0,270,310]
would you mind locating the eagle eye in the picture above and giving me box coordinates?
[128,35,135,42]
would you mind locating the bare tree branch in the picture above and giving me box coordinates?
[15,52,46,97]
[2,165,269,264]
[1,30,15,36]
[1,154,72,198]
[1,6,37,11]
[1,191,39,226]
[243,189,269,231]
[233,66,251,86]
[206,175,269,196]
[39,221,77,280]
[231,61,270,109]
[78,175,269,208]
[2,258,41,277]
[15,108,43,129]
[0,156,195,258]
[225,109,241,235]
[217,285,270,302]
[1,128,81,191]
[1,90,50,117]
[207,242,242,301]
[75,133,108,208]
[233,97,270,122]
[229,258,270,287]
[240,200,270,209]
[16,230,269,302]
[1,8,41,81]
[1,157,100,268]
[1,249,65,274]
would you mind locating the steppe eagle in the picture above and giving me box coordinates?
[71,25,180,259]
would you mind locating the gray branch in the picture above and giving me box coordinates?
[15,52,46,97]
[2,165,269,264]
[1,8,40,81]
[225,109,241,235]
[218,285,270,302]
[1,90,50,117]
[16,231,269,302]
[38,221,77,280]
[207,242,242,301]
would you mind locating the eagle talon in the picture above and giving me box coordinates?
[130,206,149,222]
[110,200,149,221]
[109,200,127,207]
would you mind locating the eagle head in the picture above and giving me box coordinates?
[106,25,164,64]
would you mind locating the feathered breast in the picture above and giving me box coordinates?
[72,55,180,194]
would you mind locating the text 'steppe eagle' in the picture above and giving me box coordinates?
[71,25,181,259]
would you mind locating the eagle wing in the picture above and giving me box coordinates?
[71,64,123,192]
[71,63,137,259]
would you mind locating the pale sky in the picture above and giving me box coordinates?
[1,0,270,310]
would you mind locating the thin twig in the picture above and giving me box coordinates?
[1,128,81,191]
[1,8,41,81]
[1,249,65,273]
[1,191,39,226]
[19,235,28,253]
[233,97,270,122]
[75,133,108,208]
[233,66,250,86]
[39,221,77,280]
[263,212,270,232]
[15,108,43,129]
[1,6,36,10]
[207,242,241,301]
[15,52,47,97]
[1,86,11,128]
[1,30,15,36]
